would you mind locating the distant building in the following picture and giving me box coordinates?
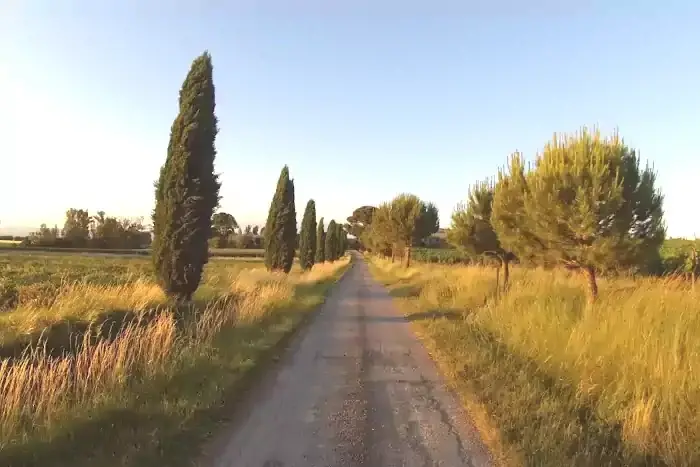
[424,228,448,248]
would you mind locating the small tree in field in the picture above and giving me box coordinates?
[152,51,220,302]
[449,180,515,291]
[264,166,297,273]
[363,202,394,258]
[498,128,665,303]
[414,201,440,246]
[389,194,423,268]
[325,220,338,262]
[346,205,377,249]
[492,152,546,268]
[298,199,317,271]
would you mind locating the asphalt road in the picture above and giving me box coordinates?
[201,252,492,467]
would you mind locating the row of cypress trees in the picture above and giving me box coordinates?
[263,166,347,273]
[151,51,347,303]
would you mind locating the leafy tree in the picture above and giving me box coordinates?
[264,165,297,273]
[497,128,665,302]
[325,220,338,262]
[298,199,317,270]
[212,212,238,247]
[152,51,220,301]
[63,209,91,246]
[346,205,376,246]
[449,180,515,290]
[492,152,547,267]
[389,194,423,267]
[252,225,259,236]
[413,201,440,246]
[315,217,326,263]
[363,202,395,258]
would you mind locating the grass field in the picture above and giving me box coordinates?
[0,240,21,248]
[369,256,699,467]
[0,251,350,466]
[0,242,266,258]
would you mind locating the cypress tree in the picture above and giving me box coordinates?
[325,220,338,262]
[152,51,220,302]
[264,166,297,273]
[335,223,345,258]
[298,199,317,271]
[315,217,326,263]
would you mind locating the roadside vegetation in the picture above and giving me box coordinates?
[369,258,698,466]
[359,128,698,466]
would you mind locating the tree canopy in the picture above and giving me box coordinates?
[264,166,297,273]
[493,128,665,301]
[315,217,326,263]
[298,199,317,271]
[152,51,220,302]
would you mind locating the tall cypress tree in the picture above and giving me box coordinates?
[152,51,220,302]
[335,223,345,259]
[315,217,326,263]
[298,199,317,271]
[264,166,297,273]
[325,219,338,262]
[339,227,348,256]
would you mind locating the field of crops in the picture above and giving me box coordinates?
[0,250,349,466]
[0,241,266,258]
[411,239,700,276]
[411,247,469,264]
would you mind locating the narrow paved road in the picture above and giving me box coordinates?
[202,253,492,467]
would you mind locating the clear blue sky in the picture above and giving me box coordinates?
[2,2,699,237]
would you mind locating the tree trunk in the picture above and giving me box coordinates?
[406,245,412,268]
[503,258,510,292]
[495,265,500,300]
[584,266,598,303]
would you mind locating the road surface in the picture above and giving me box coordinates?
[201,252,492,467]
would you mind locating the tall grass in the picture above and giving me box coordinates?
[0,257,350,466]
[369,257,700,466]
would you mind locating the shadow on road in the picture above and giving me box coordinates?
[360,309,463,323]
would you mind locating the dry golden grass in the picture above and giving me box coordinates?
[369,256,700,466]
[0,256,350,466]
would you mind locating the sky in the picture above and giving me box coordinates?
[1,1,699,238]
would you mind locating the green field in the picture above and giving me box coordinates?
[410,239,700,276]
[0,251,350,466]
[0,242,265,257]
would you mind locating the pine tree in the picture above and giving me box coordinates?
[389,194,423,267]
[152,51,220,302]
[264,166,297,273]
[325,219,338,262]
[450,180,515,290]
[495,128,665,303]
[315,218,326,263]
[298,199,317,271]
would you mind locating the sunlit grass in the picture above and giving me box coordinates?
[0,254,350,466]
[369,256,699,466]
